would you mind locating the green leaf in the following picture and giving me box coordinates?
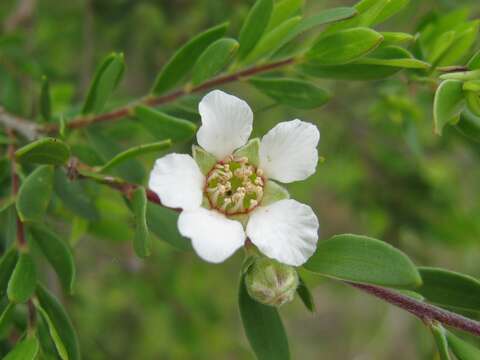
[434,80,465,135]
[152,23,228,94]
[30,226,76,294]
[234,138,260,167]
[146,204,191,251]
[131,187,150,258]
[238,0,273,60]
[238,274,290,360]
[134,105,197,142]
[192,145,217,175]
[250,77,330,109]
[456,110,480,142]
[4,336,39,360]
[7,252,37,303]
[262,180,289,206]
[301,45,420,80]
[467,49,480,70]
[304,234,421,289]
[355,0,409,26]
[35,284,80,360]
[446,331,480,360]
[15,138,70,165]
[307,27,383,65]
[437,21,479,67]
[266,0,304,32]
[465,91,480,117]
[40,75,52,122]
[245,16,301,64]
[85,129,145,184]
[0,248,18,297]
[36,304,68,360]
[192,38,239,85]
[431,323,451,360]
[0,302,15,332]
[53,168,99,221]
[355,56,430,69]
[380,32,415,45]
[416,267,480,314]
[82,52,125,114]
[463,80,480,92]
[16,165,53,223]
[297,276,315,312]
[99,140,172,173]
[0,197,15,214]
[273,7,357,52]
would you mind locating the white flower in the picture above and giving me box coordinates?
[149,90,320,266]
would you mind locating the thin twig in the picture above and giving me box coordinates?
[1,108,39,140]
[42,57,296,133]
[348,282,480,337]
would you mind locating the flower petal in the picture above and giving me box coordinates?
[259,119,319,183]
[247,199,319,266]
[149,153,205,210]
[197,90,253,159]
[178,208,246,263]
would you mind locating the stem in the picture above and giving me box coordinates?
[43,57,296,133]
[348,282,480,337]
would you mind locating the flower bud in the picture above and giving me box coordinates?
[245,257,299,307]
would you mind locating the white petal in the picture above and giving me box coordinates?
[247,199,319,266]
[197,90,253,159]
[259,119,320,183]
[178,208,246,263]
[148,153,205,210]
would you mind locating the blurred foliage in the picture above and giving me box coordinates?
[1,0,480,359]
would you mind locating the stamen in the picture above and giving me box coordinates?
[205,156,265,215]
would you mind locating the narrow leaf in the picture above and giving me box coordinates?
[15,138,70,165]
[35,284,80,360]
[355,0,409,26]
[297,276,315,312]
[135,105,197,142]
[431,323,451,360]
[381,32,415,45]
[40,75,52,122]
[4,336,39,360]
[82,52,125,114]
[152,23,228,94]
[192,38,239,85]
[307,27,383,65]
[0,248,18,297]
[245,16,301,64]
[416,267,480,314]
[16,165,54,223]
[131,187,150,258]
[266,0,304,32]
[238,0,274,60]
[238,274,290,360]
[455,110,480,142]
[304,234,422,289]
[250,77,330,109]
[468,49,480,70]
[30,226,76,294]
[99,140,172,173]
[434,80,465,135]
[7,252,37,303]
[446,331,480,360]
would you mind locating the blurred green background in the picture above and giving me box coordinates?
[1,0,480,359]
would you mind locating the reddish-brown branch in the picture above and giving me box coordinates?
[348,282,480,337]
[43,57,295,133]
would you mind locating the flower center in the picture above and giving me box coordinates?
[205,155,264,215]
